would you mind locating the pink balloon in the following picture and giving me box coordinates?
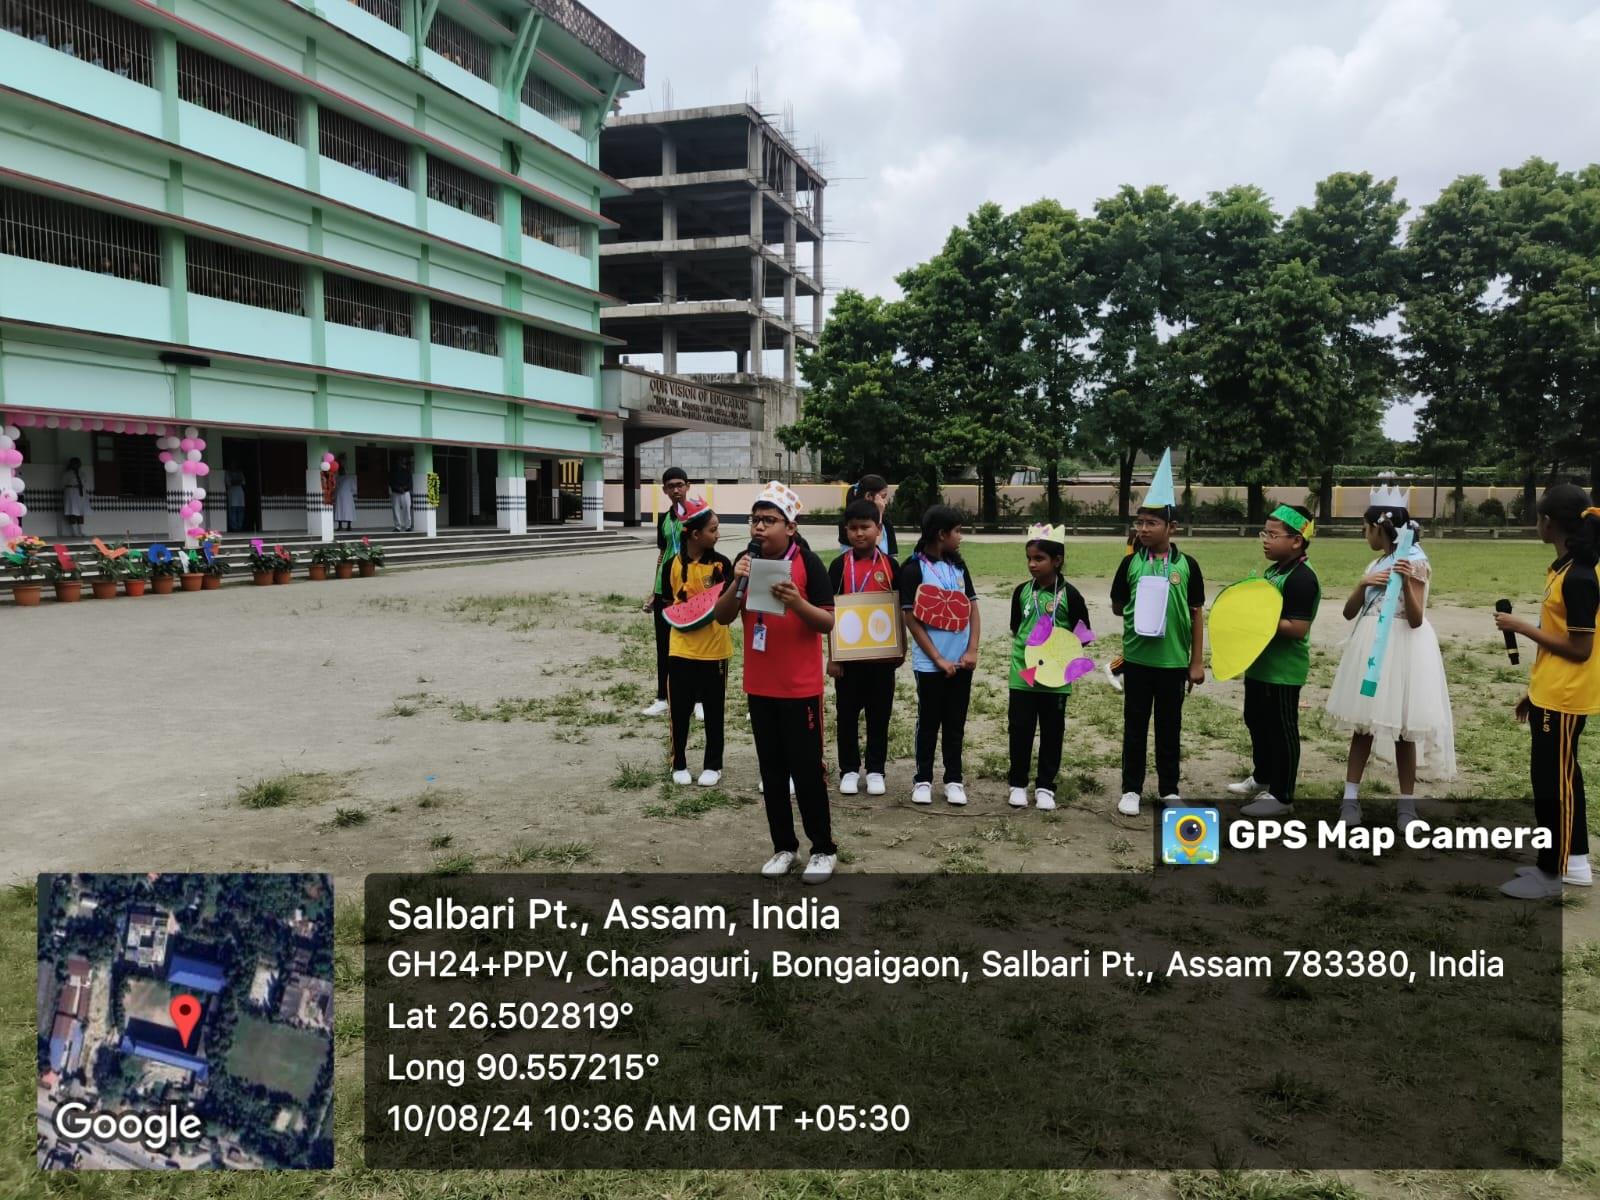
[180,438,195,452]
[181,461,197,475]
[19,414,36,427]
[195,439,207,451]
[158,451,173,463]
[196,463,211,477]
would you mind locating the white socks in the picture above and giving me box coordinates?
[1570,854,1590,873]
[1343,781,1359,801]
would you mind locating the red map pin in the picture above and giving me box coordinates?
[169,994,202,1049]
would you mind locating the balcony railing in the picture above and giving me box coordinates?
[528,0,644,83]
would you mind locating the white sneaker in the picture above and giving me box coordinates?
[1117,792,1141,816]
[1395,801,1423,833]
[671,768,692,786]
[788,777,796,796]
[1240,793,1292,817]
[1160,794,1183,808]
[693,702,705,720]
[1008,787,1028,808]
[696,769,720,787]
[912,782,933,805]
[1105,661,1124,692]
[944,782,967,806]
[642,698,670,717]
[1499,870,1563,900]
[802,853,836,885]
[1338,800,1363,827]
[1226,775,1260,795]
[839,772,860,795]
[761,851,796,877]
[1515,863,1593,887]
[1034,789,1056,811]
[865,773,886,796]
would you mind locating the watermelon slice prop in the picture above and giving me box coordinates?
[662,582,725,631]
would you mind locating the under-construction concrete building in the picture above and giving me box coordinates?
[598,104,824,486]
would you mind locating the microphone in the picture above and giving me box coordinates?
[1495,598,1519,665]
[735,537,762,599]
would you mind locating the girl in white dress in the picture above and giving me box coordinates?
[332,456,357,531]
[1325,490,1455,829]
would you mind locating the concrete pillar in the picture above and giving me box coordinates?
[201,432,225,536]
[305,437,333,542]
[548,457,562,522]
[661,194,677,242]
[583,458,605,530]
[621,431,641,526]
[661,323,678,376]
[750,253,765,378]
[496,449,526,534]
[661,132,676,175]
[812,185,825,335]
[412,443,437,537]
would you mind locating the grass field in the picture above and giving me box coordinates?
[120,976,177,1027]
[224,1015,328,1103]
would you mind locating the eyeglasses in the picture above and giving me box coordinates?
[750,514,784,528]
[1260,527,1294,540]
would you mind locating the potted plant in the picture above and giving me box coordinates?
[248,541,275,586]
[121,554,150,597]
[201,553,228,590]
[43,549,84,603]
[4,536,47,606]
[354,537,384,577]
[91,543,125,599]
[307,544,336,581]
[148,551,181,595]
[179,549,204,591]
[334,540,356,579]
[272,544,294,585]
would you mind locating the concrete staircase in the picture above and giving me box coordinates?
[3,524,647,586]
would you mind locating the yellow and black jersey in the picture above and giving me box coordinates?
[1529,554,1600,716]
[661,551,734,662]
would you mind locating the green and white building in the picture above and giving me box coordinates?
[0,0,643,541]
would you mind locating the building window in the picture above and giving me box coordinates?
[520,74,583,132]
[187,237,304,315]
[523,327,585,376]
[0,186,161,284]
[319,107,409,188]
[426,155,497,222]
[95,432,165,500]
[425,13,490,81]
[430,301,498,357]
[351,0,400,29]
[325,273,413,336]
[521,196,582,254]
[3,0,153,85]
[177,44,299,144]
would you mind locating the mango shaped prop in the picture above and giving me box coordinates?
[1207,578,1283,681]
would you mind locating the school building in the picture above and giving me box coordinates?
[0,0,645,543]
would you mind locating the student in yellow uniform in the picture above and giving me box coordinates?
[660,498,733,788]
[1495,484,1600,899]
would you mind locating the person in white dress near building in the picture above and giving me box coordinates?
[332,456,357,532]
[60,457,90,538]
[1325,486,1456,830]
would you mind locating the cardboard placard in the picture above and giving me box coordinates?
[829,591,905,662]
[744,557,793,616]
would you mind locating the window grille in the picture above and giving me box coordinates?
[178,43,299,143]
[523,327,585,375]
[3,0,152,85]
[425,13,491,81]
[521,195,582,254]
[426,155,497,222]
[430,300,499,356]
[521,74,582,132]
[0,185,161,284]
[325,272,413,336]
[187,236,304,315]
[319,107,410,188]
[352,0,400,28]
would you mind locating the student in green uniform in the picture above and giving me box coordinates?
[1230,504,1322,816]
[641,467,690,717]
[1110,450,1206,816]
[1008,524,1090,810]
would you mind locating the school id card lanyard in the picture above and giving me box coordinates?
[750,542,799,653]
[844,548,886,595]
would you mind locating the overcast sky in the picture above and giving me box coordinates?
[595,0,1600,439]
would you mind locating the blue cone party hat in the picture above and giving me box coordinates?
[1140,448,1176,511]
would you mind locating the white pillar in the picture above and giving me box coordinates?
[306,438,333,542]
[583,465,604,531]
[412,443,437,538]
[496,474,527,534]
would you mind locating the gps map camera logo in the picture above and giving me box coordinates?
[1162,807,1220,865]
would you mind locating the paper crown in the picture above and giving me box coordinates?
[1139,448,1176,510]
[679,496,713,525]
[1368,483,1410,509]
[1025,522,1068,544]
[755,480,801,522]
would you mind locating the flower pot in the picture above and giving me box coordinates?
[358,561,377,578]
[252,570,273,587]
[308,563,327,581]
[335,562,355,579]
[124,579,147,597]
[152,575,175,595]
[12,582,42,607]
[92,579,120,600]
[202,574,222,590]
[180,573,203,592]
[54,581,83,603]
[273,568,291,585]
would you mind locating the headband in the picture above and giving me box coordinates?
[1270,505,1316,540]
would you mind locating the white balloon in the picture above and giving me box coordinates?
[320,462,331,472]
[68,418,82,431]
[9,476,23,495]
[164,461,179,474]
[133,422,147,435]
[2,425,16,439]
[0,512,11,527]
[45,415,60,429]
[193,489,207,500]
[0,438,10,452]
[185,426,198,438]
[13,502,25,517]
[185,449,202,462]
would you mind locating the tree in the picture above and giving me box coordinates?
[897,202,1028,524]
[1079,185,1199,517]
[1282,172,1409,518]
[1012,199,1092,520]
